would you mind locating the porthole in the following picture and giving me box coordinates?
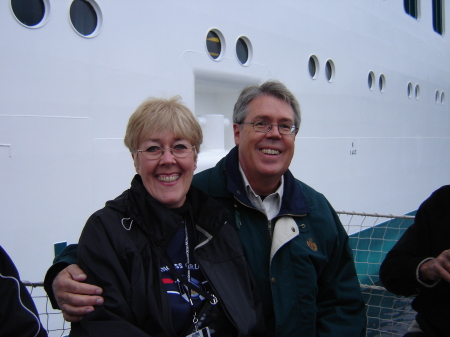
[435,90,440,104]
[407,82,413,98]
[325,60,335,82]
[368,71,375,90]
[441,92,445,105]
[414,84,420,100]
[379,74,386,92]
[308,55,319,79]
[236,36,252,66]
[206,29,225,61]
[69,0,103,38]
[10,0,50,28]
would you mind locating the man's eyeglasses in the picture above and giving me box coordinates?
[137,144,195,160]
[242,121,298,135]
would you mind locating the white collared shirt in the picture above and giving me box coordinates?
[239,164,284,220]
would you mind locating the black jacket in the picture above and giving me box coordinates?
[70,175,265,337]
[380,185,450,337]
[0,246,47,337]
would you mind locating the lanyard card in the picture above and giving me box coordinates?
[186,327,211,337]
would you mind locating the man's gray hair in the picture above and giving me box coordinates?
[233,81,301,128]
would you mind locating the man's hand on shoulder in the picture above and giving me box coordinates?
[53,264,104,322]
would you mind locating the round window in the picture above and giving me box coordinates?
[308,55,319,79]
[325,60,335,82]
[69,0,102,38]
[415,84,420,100]
[236,36,252,65]
[11,0,50,28]
[368,71,375,90]
[379,74,386,92]
[206,29,225,61]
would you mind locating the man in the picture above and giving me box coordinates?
[380,185,450,337]
[45,81,366,336]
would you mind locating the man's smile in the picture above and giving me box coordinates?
[260,148,281,155]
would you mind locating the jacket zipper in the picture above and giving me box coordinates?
[192,220,239,335]
[234,196,307,237]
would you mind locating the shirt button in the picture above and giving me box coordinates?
[271,277,276,284]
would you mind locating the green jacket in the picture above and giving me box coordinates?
[192,147,366,337]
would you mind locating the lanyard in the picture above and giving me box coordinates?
[161,222,218,332]
[142,200,220,332]
[185,222,191,283]
[162,242,218,305]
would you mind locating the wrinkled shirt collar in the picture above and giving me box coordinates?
[238,164,283,220]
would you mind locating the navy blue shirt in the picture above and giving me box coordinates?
[160,205,208,334]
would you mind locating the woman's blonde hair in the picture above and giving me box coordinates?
[124,96,202,158]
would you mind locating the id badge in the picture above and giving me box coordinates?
[186,327,211,337]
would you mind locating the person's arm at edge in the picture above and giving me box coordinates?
[379,195,436,296]
[43,244,104,322]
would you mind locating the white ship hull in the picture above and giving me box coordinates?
[1,1,449,281]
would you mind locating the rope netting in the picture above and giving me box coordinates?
[25,211,417,336]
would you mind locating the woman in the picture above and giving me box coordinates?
[69,97,265,337]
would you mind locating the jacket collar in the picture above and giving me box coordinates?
[107,175,229,254]
[224,146,310,216]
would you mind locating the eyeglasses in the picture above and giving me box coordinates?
[137,144,196,160]
[242,121,298,135]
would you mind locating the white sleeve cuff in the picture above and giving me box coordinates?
[416,258,440,287]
